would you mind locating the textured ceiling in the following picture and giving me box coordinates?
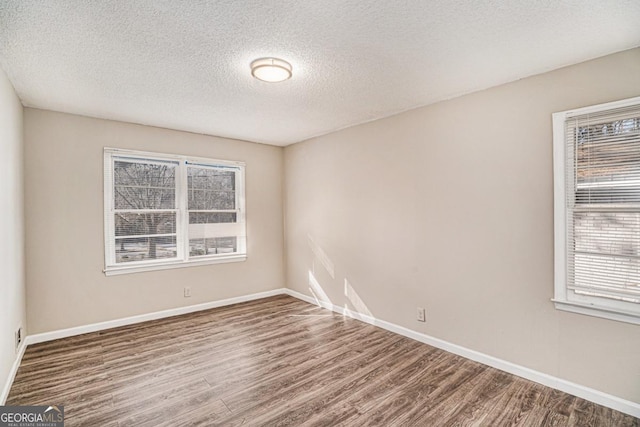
[0,1,639,146]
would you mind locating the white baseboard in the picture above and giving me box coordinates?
[283,289,640,418]
[2,288,287,403]
[0,341,27,405]
[26,288,285,345]
[5,287,639,418]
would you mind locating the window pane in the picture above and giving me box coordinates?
[188,167,235,190]
[115,236,177,263]
[115,212,176,237]
[575,117,640,204]
[572,253,640,301]
[189,212,236,224]
[188,167,235,210]
[189,237,237,257]
[188,190,235,210]
[114,160,176,209]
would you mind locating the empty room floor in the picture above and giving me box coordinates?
[7,295,638,426]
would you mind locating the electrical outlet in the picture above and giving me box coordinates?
[184,287,191,298]
[416,307,426,322]
[15,327,22,350]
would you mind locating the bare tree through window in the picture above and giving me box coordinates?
[113,160,177,262]
[105,149,246,272]
[187,166,238,256]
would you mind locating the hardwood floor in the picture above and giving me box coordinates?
[7,295,638,426]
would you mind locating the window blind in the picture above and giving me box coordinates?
[565,105,640,304]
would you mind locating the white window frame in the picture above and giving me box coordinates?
[104,147,246,276]
[552,96,640,325]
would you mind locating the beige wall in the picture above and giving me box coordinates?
[0,65,25,401]
[24,109,284,334]
[16,47,640,405]
[284,48,640,403]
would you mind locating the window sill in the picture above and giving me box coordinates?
[104,254,246,276]
[552,299,640,326]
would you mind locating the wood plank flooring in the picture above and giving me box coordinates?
[7,295,638,426]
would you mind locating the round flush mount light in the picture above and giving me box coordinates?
[250,57,292,83]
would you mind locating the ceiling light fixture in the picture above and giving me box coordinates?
[250,57,292,83]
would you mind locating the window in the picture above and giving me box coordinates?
[104,148,246,275]
[553,96,640,324]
